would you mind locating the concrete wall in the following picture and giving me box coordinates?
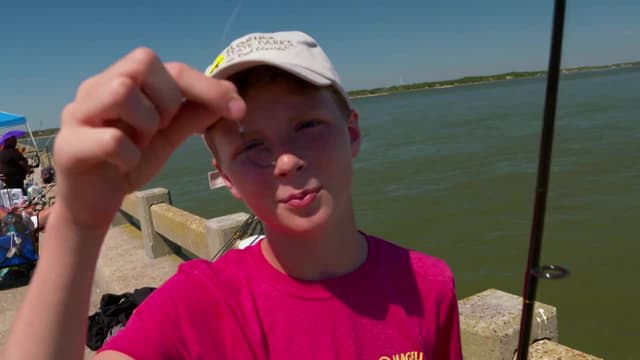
[116,188,249,260]
[458,288,603,359]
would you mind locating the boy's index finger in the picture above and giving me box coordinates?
[164,62,246,128]
[102,48,183,127]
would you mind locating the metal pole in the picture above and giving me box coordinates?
[515,0,566,359]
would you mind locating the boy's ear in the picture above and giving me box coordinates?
[347,110,361,158]
[212,159,243,200]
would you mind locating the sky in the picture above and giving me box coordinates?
[2,0,639,130]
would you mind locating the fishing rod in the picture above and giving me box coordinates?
[515,0,570,358]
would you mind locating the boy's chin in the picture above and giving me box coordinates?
[272,207,333,236]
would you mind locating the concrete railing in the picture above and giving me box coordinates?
[112,187,604,359]
[459,289,603,359]
[114,187,249,260]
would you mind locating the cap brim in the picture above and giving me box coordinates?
[211,59,333,87]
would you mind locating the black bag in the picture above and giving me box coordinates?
[86,287,156,350]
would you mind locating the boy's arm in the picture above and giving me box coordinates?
[3,207,109,359]
[0,48,245,360]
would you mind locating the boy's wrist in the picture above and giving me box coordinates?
[48,200,111,244]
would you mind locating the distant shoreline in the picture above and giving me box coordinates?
[350,84,455,99]
[16,61,640,133]
[348,61,640,100]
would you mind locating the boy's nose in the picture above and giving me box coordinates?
[273,152,306,177]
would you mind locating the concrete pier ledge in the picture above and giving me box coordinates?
[529,340,603,360]
[459,288,604,359]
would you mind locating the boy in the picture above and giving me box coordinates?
[2,31,461,359]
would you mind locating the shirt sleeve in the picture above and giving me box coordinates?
[433,278,463,360]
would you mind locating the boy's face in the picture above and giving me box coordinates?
[207,79,360,235]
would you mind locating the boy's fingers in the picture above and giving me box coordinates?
[156,101,216,150]
[58,49,246,188]
[98,48,183,128]
[65,76,161,147]
[55,126,140,173]
[165,62,246,131]
[121,102,220,189]
[74,54,242,138]
[108,79,161,147]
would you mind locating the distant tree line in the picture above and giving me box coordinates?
[347,61,640,98]
[30,128,59,138]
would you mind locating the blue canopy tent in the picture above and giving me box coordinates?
[0,112,26,127]
[0,112,40,154]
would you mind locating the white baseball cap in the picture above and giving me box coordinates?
[204,30,351,107]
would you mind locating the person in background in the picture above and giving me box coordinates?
[0,136,31,193]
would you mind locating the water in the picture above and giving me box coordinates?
[145,66,639,358]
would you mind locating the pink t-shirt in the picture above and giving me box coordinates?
[100,234,462,359]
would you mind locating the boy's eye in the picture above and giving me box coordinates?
[233,137,265,158]
[241,140,264,152]
[297,119,322,131]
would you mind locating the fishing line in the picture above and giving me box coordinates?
[219,0,244,49]
[209,213,263,261]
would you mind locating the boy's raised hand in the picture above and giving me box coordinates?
[1,48,246,360]
[54,48,245,231]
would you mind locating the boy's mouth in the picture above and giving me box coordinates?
[280,186,322,208]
